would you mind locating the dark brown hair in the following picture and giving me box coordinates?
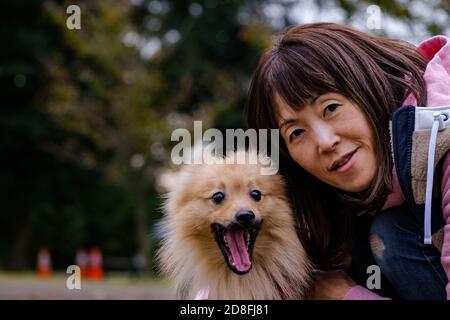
[245,23,428,270]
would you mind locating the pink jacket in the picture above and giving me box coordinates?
[345,35,450,300]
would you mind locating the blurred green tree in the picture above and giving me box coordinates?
[0,0,158,270]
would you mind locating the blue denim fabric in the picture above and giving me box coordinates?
[369,203,447,300]
[346,215,399,299]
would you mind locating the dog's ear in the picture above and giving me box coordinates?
[192,142,225,165]
[158,162,202,194]
[155,167,184,193]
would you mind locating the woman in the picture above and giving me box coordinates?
[246,23,450,299]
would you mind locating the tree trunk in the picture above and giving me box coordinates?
[7,219,31,270]
[133,177,150,274]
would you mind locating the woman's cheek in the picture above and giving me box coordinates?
[288,146,304,167]
[294,150,316,173]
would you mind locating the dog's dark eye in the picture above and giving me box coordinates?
[212,192,225,204]
[250,190,261,201]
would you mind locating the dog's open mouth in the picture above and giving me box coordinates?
[211,222,261,275]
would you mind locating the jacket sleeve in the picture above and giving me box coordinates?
[440,151,450,299]
[194,288,209,299]
[343,286,391,300]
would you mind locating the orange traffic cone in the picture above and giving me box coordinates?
[75,248,89,278]
[88,246,103,280]
[37,247,52,278]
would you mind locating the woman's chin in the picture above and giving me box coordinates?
[336,178,373,193]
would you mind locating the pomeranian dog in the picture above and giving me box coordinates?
[157,150,312,299]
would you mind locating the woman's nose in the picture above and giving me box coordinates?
[315,126,340,154]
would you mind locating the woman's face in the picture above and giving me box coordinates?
[276,92,377,192]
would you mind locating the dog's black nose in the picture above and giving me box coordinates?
[235,210,256,227]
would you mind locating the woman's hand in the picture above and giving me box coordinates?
[309,270,356,300]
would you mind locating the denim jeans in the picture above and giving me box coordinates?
[347,203,447,300]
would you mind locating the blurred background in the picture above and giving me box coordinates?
[0,0,448,299]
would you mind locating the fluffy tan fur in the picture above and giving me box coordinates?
[157,151,312,299]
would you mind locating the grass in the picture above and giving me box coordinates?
[0,271,172,287]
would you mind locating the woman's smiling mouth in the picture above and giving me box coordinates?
[329,148,359,173]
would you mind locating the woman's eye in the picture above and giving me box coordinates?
[289,129,304,142]
[212,191,225,204]
[324,103,341,115]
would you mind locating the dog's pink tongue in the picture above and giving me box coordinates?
[225,229,251,272]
